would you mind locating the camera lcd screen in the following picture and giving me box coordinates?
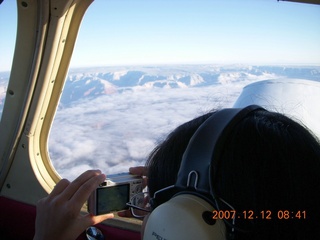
[96,184,130,215]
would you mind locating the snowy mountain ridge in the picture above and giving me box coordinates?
[60,65,320,105]
[1,65,319,117]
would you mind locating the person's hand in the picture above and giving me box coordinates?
[34,170,114,240]
[117,166,148,218]
[129,166,148,187]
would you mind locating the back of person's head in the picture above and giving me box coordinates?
[144,105,320,240]
[215,109,320,239]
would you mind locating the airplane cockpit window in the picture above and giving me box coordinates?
[48,0,320,180]
[0,1,17,120]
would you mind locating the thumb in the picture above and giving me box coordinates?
[82,212,115,227]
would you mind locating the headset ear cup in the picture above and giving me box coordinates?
[143,194,227,240]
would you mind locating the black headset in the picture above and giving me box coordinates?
[149,105,265,239]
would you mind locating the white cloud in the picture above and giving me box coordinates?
[49,84,243,179]
[48,65,320,180]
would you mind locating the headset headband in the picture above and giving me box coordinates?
[151,105,265,209]
[175,105,265,197]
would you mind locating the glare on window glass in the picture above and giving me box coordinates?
[48,0,320,180]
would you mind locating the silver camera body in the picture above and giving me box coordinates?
[88,173,143,215]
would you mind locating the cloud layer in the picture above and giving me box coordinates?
[49,84,245,179]
[48,65,320,179]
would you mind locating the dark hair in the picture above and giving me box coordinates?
[215,110,320,239]
[146,108,320,239]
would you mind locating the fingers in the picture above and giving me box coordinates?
[117,209,133,218]
[129,166,148,176]
[70,172,106,209]
[80,212,115,229]
[34,170,112,240]
[49,179,70,198]
[61,170,103,201]
[90,213,115,225]
[130,166,148,189]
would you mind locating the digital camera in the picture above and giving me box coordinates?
[88,173,143,215]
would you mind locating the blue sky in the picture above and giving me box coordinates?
[1,0,320,71]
